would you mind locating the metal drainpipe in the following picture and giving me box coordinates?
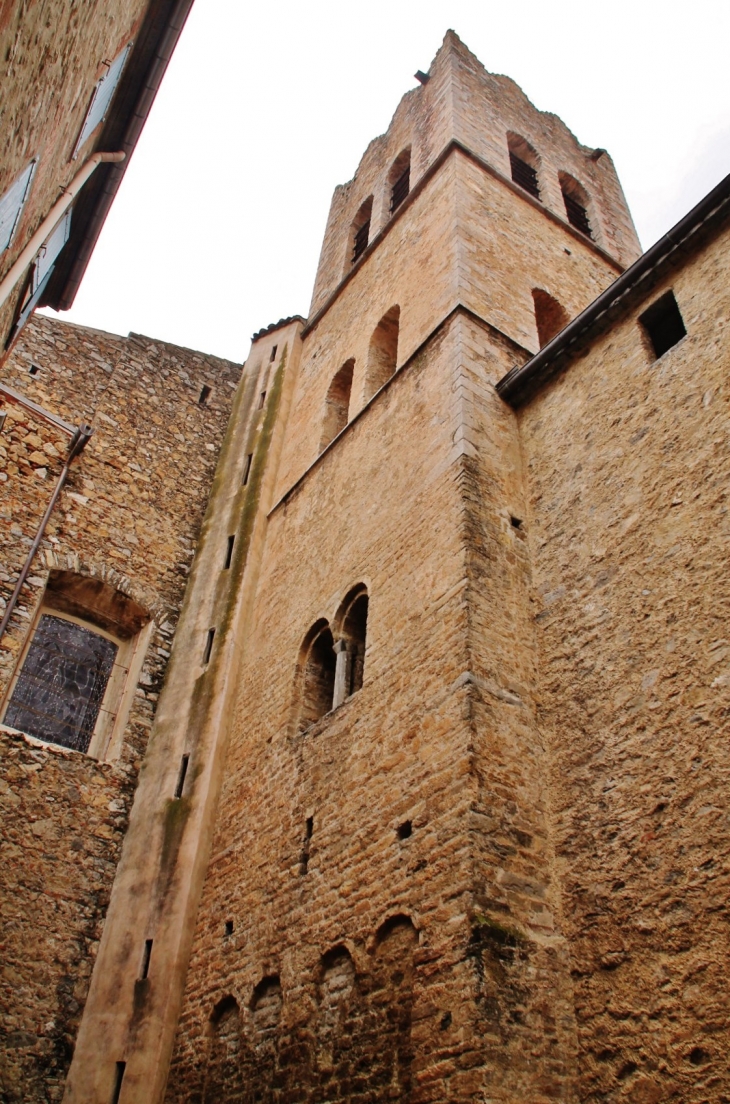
[0,423,93,642]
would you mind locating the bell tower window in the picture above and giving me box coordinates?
[351,196,373,264]
[507,133,540,200]
[559,173,593,238]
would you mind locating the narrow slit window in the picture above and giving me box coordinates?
[242,453,253,485]
[174,754,189,799]
[140,939,153,980]
[111,1062,126,1104]
[198,385,211,405]
[203,629,215,665]
[259,391,266,408]
[639,291,687,359]
[224,535,235,569]
[270,345,278,362]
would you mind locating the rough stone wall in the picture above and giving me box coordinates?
[309,30,638,319]
[519,224,730,1100]
[164,311,580,1103]
[0,315,240,1102]
[0,0,151,346]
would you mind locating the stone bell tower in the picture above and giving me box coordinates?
[63,30,640,1103]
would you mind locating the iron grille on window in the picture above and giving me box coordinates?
[509,153,540,199]
[352,219,370,263]
[4,614,118,753]
[390,167,410,213]
[563,193,592,238]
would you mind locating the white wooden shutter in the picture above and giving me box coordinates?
[73,44,132,159]
[0,161,37,253]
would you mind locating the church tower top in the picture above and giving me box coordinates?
[309,30,640,317]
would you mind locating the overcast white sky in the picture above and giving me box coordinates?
[42,0,730,364]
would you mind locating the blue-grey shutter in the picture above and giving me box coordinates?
[31,209,72,293]
[72,44,132,159]
[0,161,37,253]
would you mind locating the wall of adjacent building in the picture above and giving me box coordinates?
[0,315,240,1102]
[0,0,153,348]
[519,222,730,1100]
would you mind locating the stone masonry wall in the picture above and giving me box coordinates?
[0,0,152,346]
[165,310,580,1103]
[519,223,730,1100]
[0,314,240,1102]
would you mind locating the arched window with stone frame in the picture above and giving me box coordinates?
[0,569,153,759]
[332,584,369,708]
[295,619,336,732]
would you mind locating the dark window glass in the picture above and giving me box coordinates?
[5,614,117,752]
[639,291,687,359]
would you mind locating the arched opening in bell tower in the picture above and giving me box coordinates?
[364,306,400,401]
[559,172,593,238]
[532,288,570,348]
[319,358,355,452]
[507,133,540,199]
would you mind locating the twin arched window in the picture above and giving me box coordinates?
[296,585,369,731]
[508,132,595,241]
[319,306,400,451]
[349,148,412,270]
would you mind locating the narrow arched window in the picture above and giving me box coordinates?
[389,148,411,214]
[364,306,399,401]
[559,173,592,238]
[351,196,373,264]
[333,585,368,707]
[532,289,569,348]
[507,133,540,199]
[298,621,336,731]
[320,358,355,452]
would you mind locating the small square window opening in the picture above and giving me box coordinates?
[28,363,40,376]
[198,385,211,405]
[639,291,687,360]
